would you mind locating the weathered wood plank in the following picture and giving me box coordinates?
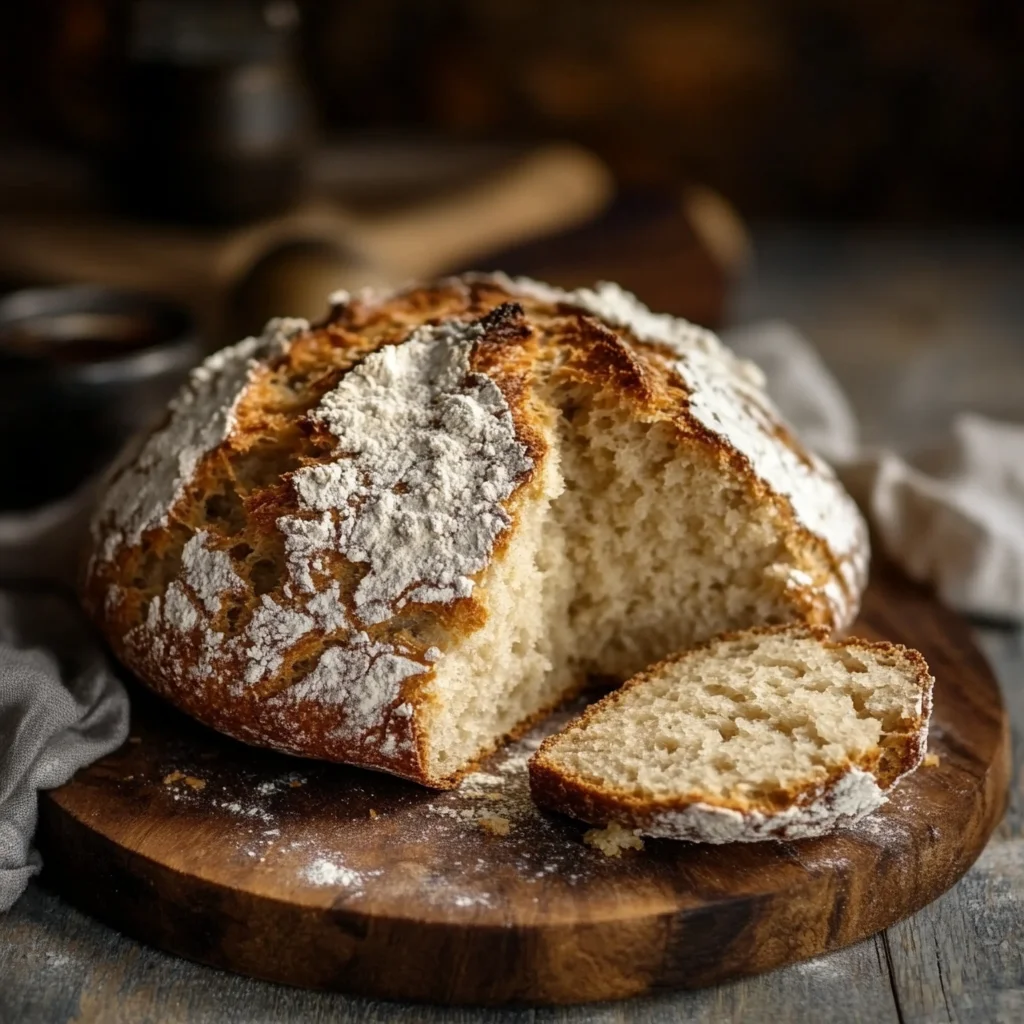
[884,839,1024,1024]
[974,628,1024,840]
[531,940,899,1024]
[0,879,902,1024]
[0,886,536,1024]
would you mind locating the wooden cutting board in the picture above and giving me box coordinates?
[37,560,1009,1006]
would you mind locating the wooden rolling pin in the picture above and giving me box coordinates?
[0,143,612,342]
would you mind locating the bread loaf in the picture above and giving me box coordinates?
[83,274,868,787]
[529,625,933,842]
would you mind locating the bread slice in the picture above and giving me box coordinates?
[84,275,868,788]
[529,626,933,842]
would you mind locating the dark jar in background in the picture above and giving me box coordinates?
[101,0,312,224]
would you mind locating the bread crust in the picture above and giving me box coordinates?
[528,625,934,842]
[83,276,869,788]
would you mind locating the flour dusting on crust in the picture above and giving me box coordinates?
[305,582,349,634]
[676,349,868,620]
[116,310,531,769]
[93,317,308,561]
[284,316,534,626]
[242,596,315,687]
[277,512,337,595]
[181,531,244,614]
[490,273,764,386]
[637,768,886,843]
[279,635,423,733]
[157,582,199,634]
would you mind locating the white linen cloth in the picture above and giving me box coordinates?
[726,320,1024,622]
[0,485,129,912]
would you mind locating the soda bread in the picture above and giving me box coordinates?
[529,625,933,842]
[83,274,868,788]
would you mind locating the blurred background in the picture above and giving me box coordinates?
[3,0,1023,220]
[0,0,1021,508]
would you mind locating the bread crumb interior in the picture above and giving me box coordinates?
[536,632,923,809]
[423,371,810,780]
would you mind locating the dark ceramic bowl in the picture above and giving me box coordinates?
[0,285,202,510]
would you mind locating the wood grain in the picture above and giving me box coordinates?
[33,560,1009,1006]
[0,882,910,1023]
[883,839,1024,1023]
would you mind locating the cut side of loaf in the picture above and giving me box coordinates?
[529,626,933,842]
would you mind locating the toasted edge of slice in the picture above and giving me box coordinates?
[529,625,934,843]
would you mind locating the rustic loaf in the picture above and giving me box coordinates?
[83,274,868,788]
[529,625,933,842]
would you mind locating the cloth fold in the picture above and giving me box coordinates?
[0,590,129,911]
[726,321,1024,622]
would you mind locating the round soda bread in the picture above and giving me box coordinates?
[83,274,869,788]
[529,625,933,843]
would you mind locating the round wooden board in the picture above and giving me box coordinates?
[38,562,1010,1006]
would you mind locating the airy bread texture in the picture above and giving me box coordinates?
[83,274,868,788]
[529,625,933,842]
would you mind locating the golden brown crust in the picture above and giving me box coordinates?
[83,275,868,789]
[528,625,933,836]
[84,295,548,787]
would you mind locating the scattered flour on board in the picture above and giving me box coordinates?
[214,799,275,824]
[451,892,495,908]
[305,858,371,888]
[151,705,637,912]
[161,768,308,829]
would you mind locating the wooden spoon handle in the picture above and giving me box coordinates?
[349,143,613,279]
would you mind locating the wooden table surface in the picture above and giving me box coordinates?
[2,224,1024,1023]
